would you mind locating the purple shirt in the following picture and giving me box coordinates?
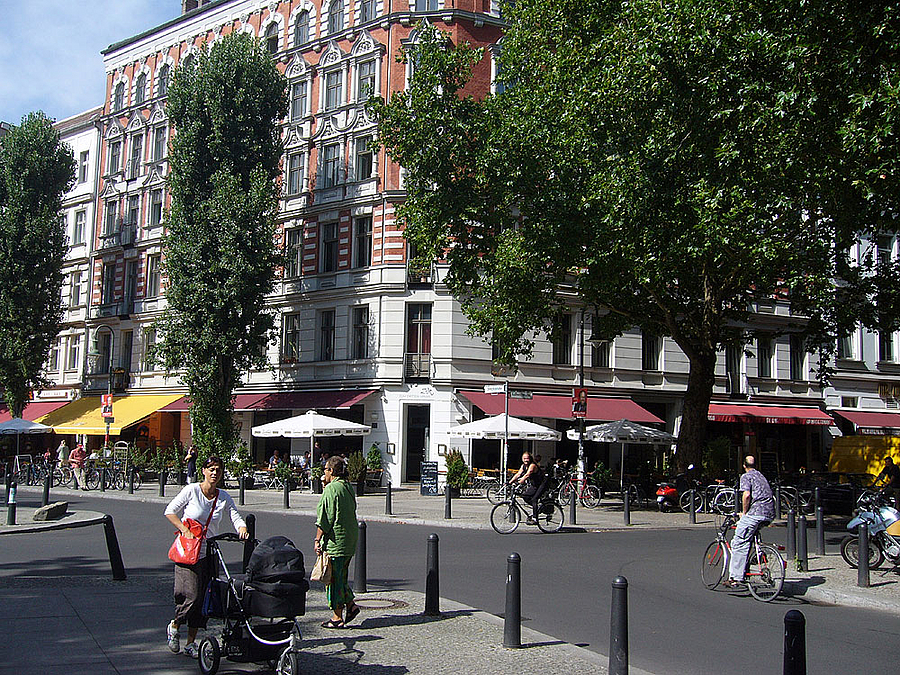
[740,469,775,519]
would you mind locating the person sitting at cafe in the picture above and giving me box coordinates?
[268,450,282,469]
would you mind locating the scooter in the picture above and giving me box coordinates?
[840,490,900,569]
[656,482,678,512]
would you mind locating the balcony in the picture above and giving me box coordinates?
[406,260,433,287]
[98,220,135,250]
[92,302,120,319]
[404,353,431,381]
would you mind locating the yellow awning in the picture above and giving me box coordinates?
[37,394,183,435]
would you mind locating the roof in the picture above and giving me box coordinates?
[102,0,232,55]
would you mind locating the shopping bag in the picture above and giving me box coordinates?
[310,551,332,584]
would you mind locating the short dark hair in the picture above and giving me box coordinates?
[203,455,224,469]
[325,455,347,477]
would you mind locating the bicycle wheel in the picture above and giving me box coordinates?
[557,482,574,506]
[85,469,100,491]
[114,471,126,490]
[712,489,736,514]
[746,543,785,602]
[626,484,645,508]
[840,534,884,570]
[133,471,143,490]
[701,540,728,589]
[536,502,565,533]
[486,483,506,505]
[580,484,601,509]
[680,490,705,513]
[490,501,521,534]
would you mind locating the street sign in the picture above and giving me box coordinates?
[101,393,113,418]
[484,384,506,394]
[509,390,533,399]
[104,417,115,425]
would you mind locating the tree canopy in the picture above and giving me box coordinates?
[160,31,287,454]
[0,112,74,418]
[373,2,899,470]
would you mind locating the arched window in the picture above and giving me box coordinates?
[135,73,147,105]
[113,82,125,111]
[157,64,170,97]
[181,53,195,71]
[266,23,279,55]
[294,11,309,45]
[328,0,344,34]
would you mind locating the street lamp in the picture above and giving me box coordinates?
[89,324,115,449]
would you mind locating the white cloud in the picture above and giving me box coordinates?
[0,0,182,124]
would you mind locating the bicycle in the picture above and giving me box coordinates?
[557,471,602,508]
[486,481,516,505]
[700,513,786,602]
[621,481,647,508]
[489,487,565,534]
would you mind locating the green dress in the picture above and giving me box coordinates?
[316,478,359,608]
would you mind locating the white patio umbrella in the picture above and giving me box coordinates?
[251,410,371,463]
[450,414,562,440]
[0,418,53,458]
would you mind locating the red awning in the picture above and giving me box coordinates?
[707,403,833,426]
[835,410,900,434]
[160,394,271,412]
[255,390,378,410]
[459,391,663,424]
[0,400,69,423]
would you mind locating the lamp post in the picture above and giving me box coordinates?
[90,325,115,449]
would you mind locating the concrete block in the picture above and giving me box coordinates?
[33,502,68,521]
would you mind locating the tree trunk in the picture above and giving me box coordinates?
[675,350,717,473]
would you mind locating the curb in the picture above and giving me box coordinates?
[786,581,900,615]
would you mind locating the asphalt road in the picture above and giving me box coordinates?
[4,493,900,674]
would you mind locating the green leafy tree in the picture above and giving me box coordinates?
[160,32,288,455]
[372,6,870,471]
[0,112,74,417]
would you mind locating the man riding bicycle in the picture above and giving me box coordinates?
[725,455,775,589]
[510,452,549,525]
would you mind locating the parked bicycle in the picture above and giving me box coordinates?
[489,486,565,534]
[700,513,785,602]
[557,470,602,508]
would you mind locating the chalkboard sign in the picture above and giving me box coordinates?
[420,461,439,496]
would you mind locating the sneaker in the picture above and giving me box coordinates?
[182,642,199,659]
[526,516,536,525]
[166,621,180,653]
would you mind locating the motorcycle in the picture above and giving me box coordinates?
[840,490,900,569]
[656,465,696,513]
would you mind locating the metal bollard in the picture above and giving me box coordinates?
[783,610,806,675]
[283,477,290,509]
[100,467,106,492]
[569,489,577,526]
[355,521,367,594]
[3,464,9,506]
[623,490,630,526]
[609,576,629,675]
[424,533,440,616]
[158,470,166,497]
[42,473,50,507]
[444,485,451,519]
[239,475,245,506]
[128,467,135,494]
[503,552,522,648]
[816,507,826,556]
[775,486,782,520]
[786,509,796,562]
[798,514,808,572]
[6,480,16,526]
[858,523,870,588]
[385,482,392,515]
[689,491,696,524]
[101,514,127,581]
[814,487,821,515]
[242,513,256,573]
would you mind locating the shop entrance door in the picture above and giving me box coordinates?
[405,404,430,482]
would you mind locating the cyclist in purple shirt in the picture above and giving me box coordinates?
[725,455,775,588]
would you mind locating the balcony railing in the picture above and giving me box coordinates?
[404,353,431,380]
[407,260,433,286]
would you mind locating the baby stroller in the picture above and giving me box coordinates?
[198,533,309,675]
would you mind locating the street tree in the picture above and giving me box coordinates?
[0,112,74,418]
[159,32,287,455]
[373,3,864,471]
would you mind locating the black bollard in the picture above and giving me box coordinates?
[3,464,9,506]
[385,482,392,515]
[815,487,821,516]
[689,490,696,524]
[100,467,106,492]
[158,470,165,497]
[6,480,16,525]
[128,467,135,494]
[424,533,440,616]
[816,507,826,556]
[798,514,808,572]
[503,552,522,648]
[786,509,796,562]
[242,513,256,573]
[355,521,367,594]
[569,489,577,526]
[239,474,246,506]
[283,477,290,509]
[783,610,806,675]
[775,486,782,520]
[623,490,630,526]
[609,576,629,675]
[41,473,50,507]
[858,522,870,588]
[101,514,127,581]
[444,485,452,519]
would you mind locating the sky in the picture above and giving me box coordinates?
[0,1,184,125]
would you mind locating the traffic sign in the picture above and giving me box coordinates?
[484,384,506,394]
[509,390,532,399]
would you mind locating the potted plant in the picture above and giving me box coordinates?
[445,449,469,498]
[274,461,294,490]
[348,450,367,495]
[310,465,324,493]
[227,443,254,490]
[366,443,383,487]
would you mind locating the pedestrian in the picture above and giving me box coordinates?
[56,439,69,464]
[876,456,900,510]
[163,455,248,658]
[184,446,198,483]
[69,443,87,490]
[314,455,361,628]
[725,455,775,588]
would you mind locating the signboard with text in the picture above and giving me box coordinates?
[101,394,113,418]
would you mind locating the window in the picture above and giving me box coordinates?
[294,11,309,45]
[837,333,854,360]
[129,135,143,179]
[357,60,376,100]
[355,136,373,179]
[325,70,343,110]
[322,143,340,187]
[321,222,338,273]
[146,254,161,298]
[101,262,116,305]
[359,0,375,22]
[78,151,89,183]
[407,303,432,354]
[135,73,147,105]
[287,152,303,195]
[285,228,302,278]
[552,314,572,365]
[149,189,163,227]
[73,210,86,245]
[328,0,344,33]
[59,213,67,239]
[880,332,895,363]
[113,82,124,111]
[96,332,112,375]
[319,309,335,360]
[290,81,308,121]
[790,335,804,380]
[104,200,119,236]
[352,306,369,359]
[127,194,141,228]
[725,345,741,393]
[265,23,279,55]
[878,235,894,268]
[142,327,157,371]
[415,0,438,9]
[354,216,372,268]
[121,330,134,372]
[69,271,82,307]
[109,140,121,174]
[157,64,170,97]
[641,332,660,371]
[757,335,772,378]
[123,260,137,308]
[48,338,60,372]
[282,313,302,362]
[67,335,81,371]
[591,340,611,368]
[153,126,167,161]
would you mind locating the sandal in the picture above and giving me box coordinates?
[321,619,346,629]
[345,604,361,624]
